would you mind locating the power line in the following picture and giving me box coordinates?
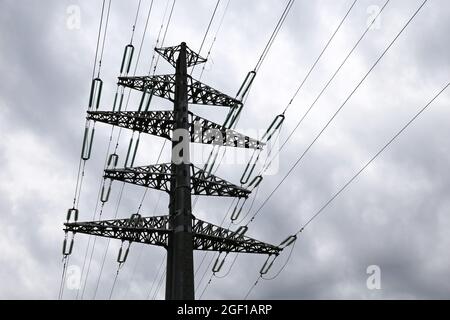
[113,0,179,299]
[146,252,167,299]
[244,0,435,299]
[78,0,152,299]
[151,264,166,300]
[130,0,143,44]
[282,0,358,114]
[295,81,449,235]
[92,183,125,299]
[199,0,358,298]
[203,0,426,298]
[61,0,111,300]
[191,0,221,75]
[91,0,107,79]
[259,0,391,178]
[77,133,116,299]
[94,0,177,299]
[123,141,167,299]
[148,0,171,75]
[244,239,297,299]
[198,0,231,81]
[103,0,177,300]
[244,80,449,299]
[198,0,295,179]
[249,0,427,225]
[192,0,299,297]
[108,263,123,299]
[198,0,221,57]
[97,0,113,78]
[152,0,177,75]
[254,0,295,72]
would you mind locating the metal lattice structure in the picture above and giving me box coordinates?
[64,215,280,255]
[65,43,280,300]
[66,215,170,247]
[118,74,242,108]
[104,163,251,198]
[87,110,264,149]
[155,44,207,67]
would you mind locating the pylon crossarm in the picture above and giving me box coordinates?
[105,164,172,192]
[190,165,250,198]
[155,44,207,68]
[64,215,171,247]
[87,110,263,150]
[118,75,242,108]
[88,110,173,140]
[192,218,281,255]
[104,164,251,198]
[191,113,264,149]
[64,215,280,255]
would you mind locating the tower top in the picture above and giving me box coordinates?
[155,42,207,68]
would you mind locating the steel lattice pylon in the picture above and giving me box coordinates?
[65,42,280,300]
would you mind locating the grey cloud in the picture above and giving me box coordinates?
[0,0,449,300]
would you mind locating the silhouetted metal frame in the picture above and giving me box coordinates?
[64,215,280,255]
[117,74,242,108]
[104,163,251,198]
[88,110,264,149]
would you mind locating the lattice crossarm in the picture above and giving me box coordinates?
[191,219,281,255]
[64,215,171,247]
[87,111,174,139]
[155,44,207,68]
[189,113,264,150]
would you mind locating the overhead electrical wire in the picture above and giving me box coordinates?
[194,0,296,215]
[92,184,125,299]
[191,0,221,75]
[294,81,449,236]
[197,0,358,298]
[254,0,295,73]
[78,0,154,299]
[61,0,111,300]
[257,0,391,179]
[144,0,229,298]
[97,0,177,300]
[129,0,143,44]
[193,0,298,297]
[152,0,177,75]
[243,0,431,299]
[197,129,281,298]
[151,265,167,300]
[281,0,358,115]
[248,0,428,226]
[195,2,386,296]
[146,252,167,300]
[199,0,296,179]
[245,80,448,299]
[112,0,179,299]
[90,0,167,299]
[198,0,231,81]
[147,0,171,75]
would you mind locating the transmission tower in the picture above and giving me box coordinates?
[64,42,280,300]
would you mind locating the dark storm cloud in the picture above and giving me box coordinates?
[0,0,449,300]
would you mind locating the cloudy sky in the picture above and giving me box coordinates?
[0,0,449,300]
